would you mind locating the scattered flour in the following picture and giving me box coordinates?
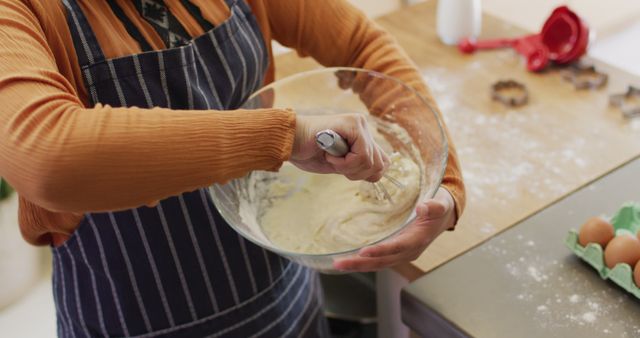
[517,293,533,301]
[419,61,635,212]
[506,263,519,276]
[587,301,600,311]
[498,247,634,331]
[581,312,597,323]
[527,266,548,282]
[480,223,496,234]
[472,233,638,334]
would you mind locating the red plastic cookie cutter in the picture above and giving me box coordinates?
[458,6,589,72]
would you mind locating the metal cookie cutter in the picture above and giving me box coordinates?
[610,86,640,119]
[491,80,529,107]
[561,63,608,90]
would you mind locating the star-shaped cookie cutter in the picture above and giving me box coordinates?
[561,63,608,90]
[610,86,640,119]
[491,80,529,107]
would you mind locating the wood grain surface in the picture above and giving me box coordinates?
[274,1,640,278]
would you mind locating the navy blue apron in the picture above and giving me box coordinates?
[52,1,329,336]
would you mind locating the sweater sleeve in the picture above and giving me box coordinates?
[265,0,466,220]
[0,0,295,213]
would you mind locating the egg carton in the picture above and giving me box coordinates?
[565,202,640,299]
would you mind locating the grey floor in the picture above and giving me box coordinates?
[322,273,378,338]
[328,318,377,338]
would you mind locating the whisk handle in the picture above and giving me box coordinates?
[315,129,349,157]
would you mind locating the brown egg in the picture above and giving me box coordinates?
[604,234,640,269]
[635,260,640,288]
[578,216,614,248]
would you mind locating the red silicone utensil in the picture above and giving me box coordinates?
[458,6,589,71]
[512,35,550,71]
[542,7,589,64]
[541,7,580,63]
[458,34,549,71]
[458,37,514,52]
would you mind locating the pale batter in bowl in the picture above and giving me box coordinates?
[259,152,421,254]
[210,67,447,271]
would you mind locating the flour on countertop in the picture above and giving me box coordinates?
[527,266,548,282]
[420,61,640,212]
[421,59,640,335]
[581,312,597,323]
[569,294,581,303]
[480,223,496,233]
[479,233,640,334]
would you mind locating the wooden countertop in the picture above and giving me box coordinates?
[274,1,640,279]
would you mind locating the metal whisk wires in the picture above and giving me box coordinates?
[315,129,404,203]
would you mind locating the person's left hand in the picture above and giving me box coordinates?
[333,187,457,272]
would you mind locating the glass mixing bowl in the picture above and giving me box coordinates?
[209,67,448,273]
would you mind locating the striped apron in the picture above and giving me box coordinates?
[52,1,329,337]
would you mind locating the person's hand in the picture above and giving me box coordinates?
[333,187,457,272]
[291,114,390,182]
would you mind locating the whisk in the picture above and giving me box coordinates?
[315,129,405,203]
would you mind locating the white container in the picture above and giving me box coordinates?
[436,0,482,45]
[0,193,45,310]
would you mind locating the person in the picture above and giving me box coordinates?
[0,0,466,337]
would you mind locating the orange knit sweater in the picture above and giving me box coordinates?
[0,0,465,246]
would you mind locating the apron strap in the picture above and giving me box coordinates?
[62,0,107,67]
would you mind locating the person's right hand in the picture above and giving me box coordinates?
[291,114,390,182]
